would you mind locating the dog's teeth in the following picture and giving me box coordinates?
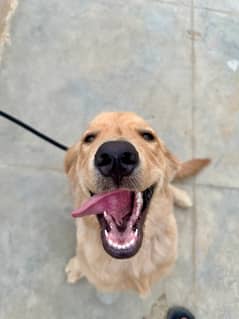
[136,192,141,199]
[134,229,138,236]
[136,205,141,217]
[107,237,137,250]
[135,193,143,217]
[136,208,140,216]
[104,230,109,237]
[104,211,108,218]
[136,192,143,205]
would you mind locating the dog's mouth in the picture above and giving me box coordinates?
[71,185,155,259]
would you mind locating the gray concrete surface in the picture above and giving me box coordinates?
[0,1,239,318]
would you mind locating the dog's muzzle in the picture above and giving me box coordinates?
[71,140,156,259]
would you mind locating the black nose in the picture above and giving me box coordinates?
[94,141,139,185]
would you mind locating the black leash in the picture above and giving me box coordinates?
[0,110,69,151]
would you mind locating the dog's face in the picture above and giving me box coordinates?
[65,112,179,259]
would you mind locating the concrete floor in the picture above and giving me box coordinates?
[0,1,239,318]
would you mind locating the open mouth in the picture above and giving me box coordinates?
[71,185,155,259]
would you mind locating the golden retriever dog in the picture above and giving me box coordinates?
[64,112,209,296]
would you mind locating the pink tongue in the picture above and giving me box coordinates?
[72,190,132,224]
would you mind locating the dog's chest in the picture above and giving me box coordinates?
[82,226,176,278]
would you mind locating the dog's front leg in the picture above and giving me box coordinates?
[65,256,83,284]
[65,219,88,284]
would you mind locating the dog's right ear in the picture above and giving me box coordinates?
[64,144,78,176]
[163,146,181,182]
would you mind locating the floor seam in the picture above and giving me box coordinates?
[195,5,239,16]
[190,0,198,310]
[156,0,239,17]
[194,182,239,191]
[176,180,239,191]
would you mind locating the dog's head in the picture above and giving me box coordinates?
[65,112,179,259]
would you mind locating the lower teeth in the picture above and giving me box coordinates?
[104,229,139,250]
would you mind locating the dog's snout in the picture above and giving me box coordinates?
[94,141,139,184]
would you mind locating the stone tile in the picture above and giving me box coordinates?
[193,9,239,188]
[195,0,239,13]
[0,166,169,319]
[0,1,192,167]
[195,186,239,318]
[0,120,66,171]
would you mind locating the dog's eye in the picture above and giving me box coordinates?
[140,131,155,142]
[83,133,96,144]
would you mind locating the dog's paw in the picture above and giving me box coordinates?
[176,191,193,208]
[65,257,83,284]
[170,185,193,208]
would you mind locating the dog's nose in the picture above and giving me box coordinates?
[94,141,139,184]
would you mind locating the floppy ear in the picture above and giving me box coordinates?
[64,144,78,176]
[163,146,181,182]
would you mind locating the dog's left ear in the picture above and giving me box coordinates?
[64,144,78,177]
[162,145,181,182]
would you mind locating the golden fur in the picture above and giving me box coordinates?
[64,112,210,296]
